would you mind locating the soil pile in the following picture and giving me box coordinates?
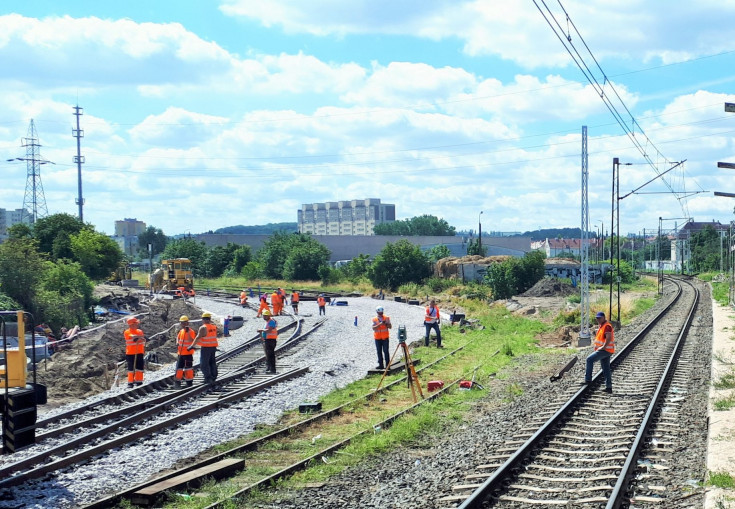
[435,255,511,278]
[36,294,203,403]
[520,278,577,297]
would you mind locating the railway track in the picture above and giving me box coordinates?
[0,316,326,489]
[83,338,480,508]
[441,276,699,508]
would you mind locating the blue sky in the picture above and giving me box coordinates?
[1,1,734,236]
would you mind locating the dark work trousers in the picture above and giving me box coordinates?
[126,353,144,385]
[175,354,194,383]
[200,347,218,383]
[319,305,326,316]
[263,339,277,372]
[424,322,442,347]
[375,339,390,368]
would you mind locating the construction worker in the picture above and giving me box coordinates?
[371,306,392,370]
[257,295,270,317]
[124,317,146,388]
[260,309,278,373]
[191,312,218,384]
[583,311,615,393]
[174,315,196,388]
[223,315,231,337]
[271,289,282,316]
[424,299,442,348]
[290,289,300,314]
[317,294,326,316]
[239,290,248,307]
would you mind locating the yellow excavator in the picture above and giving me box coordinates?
[107,263,133,285]
[149,258,195,297]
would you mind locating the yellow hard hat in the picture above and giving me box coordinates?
[179,315,189,322]
[262,309,271,316]
[201,312,212,319]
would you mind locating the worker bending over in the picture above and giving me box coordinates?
[175,315,196,388]
[257,295,270,317]
[239,290,248,307]
[124,317,146,388]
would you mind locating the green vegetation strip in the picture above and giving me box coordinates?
[203,380,461,509]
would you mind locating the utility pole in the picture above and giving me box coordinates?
[579,126,591,343]
[73,106,85,222]
[12,120,52,224]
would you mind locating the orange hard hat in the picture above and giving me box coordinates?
[126,317,140,325]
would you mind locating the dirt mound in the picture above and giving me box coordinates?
[435,255,511,278]
[36,295,204,404]
[520,278,577,298]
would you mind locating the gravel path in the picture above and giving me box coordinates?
[0,296,433,509]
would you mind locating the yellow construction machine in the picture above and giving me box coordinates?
[149,258,195,296]
[107,262,133,285]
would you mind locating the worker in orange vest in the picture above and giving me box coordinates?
[191,312,219,384]
[317,294,326,315]
[424,299,442,348]
[371,306,391,370]
[583,311,615,393]
[239,290,248,307]
[271,290,282,316]
[260,309,279,374]
[174,315,196,388]
[290,290,300,314]
[124,317,146,388]
[257,295,270,317]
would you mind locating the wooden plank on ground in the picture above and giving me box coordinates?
[130,458,244,506]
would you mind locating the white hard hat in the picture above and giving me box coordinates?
[376,306,384,313]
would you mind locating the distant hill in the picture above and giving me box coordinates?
[215,223,298,235]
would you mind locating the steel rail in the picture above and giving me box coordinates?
[84,338,477,508]
[457,277,686,508]
[0,367,309,490]
[606,277,699,508]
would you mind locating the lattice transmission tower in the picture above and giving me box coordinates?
[17,119,51,224]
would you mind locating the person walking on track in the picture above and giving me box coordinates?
[371,306,392,370]
[191,312,219,384]
[290,289,300,314]
[583,311,615,393]
[257,294,270,317]
[424,299,442,348]
[260,309,278,374]
[317,294,326,316]
[174,315,196,388]
[124,317,146,388]
[271,289,283,316]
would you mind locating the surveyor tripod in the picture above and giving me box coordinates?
[375,337,424,403]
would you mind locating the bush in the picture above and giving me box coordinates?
[484,251,546,299]
[241,261,264,280]
[0,292,20,310]
[368,240,431,291]
[319,265,341,286]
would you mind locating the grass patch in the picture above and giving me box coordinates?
[714,370,735,389]
[708,470,735,489]
[714,394,735,411]
[712,281,729,307]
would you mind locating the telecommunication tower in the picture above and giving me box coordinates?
[579,126,591,342]
[73,105,85,221]
[18,120,51,224]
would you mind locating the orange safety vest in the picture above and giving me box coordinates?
[198,323,219,348]
[594,321,615,353]
[124,328,145,355]
[291,292,299,303]
[177,327,196,355]
[271,292,280,305]
[240,292,248,304]
[265,318,278,340]
[425,306,440,324]
[372,315,390,340]
[317,296,326,307]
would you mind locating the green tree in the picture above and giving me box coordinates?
[467,238,487,256]
[0,291,20,310]
[70,229,124,280]
[161,237,209,274]
[40,259,94,311]
[339,254,371,282]
[689,225,721,273]
[0,238,46,311]
[202,243,239,278]
[374,215,456,236]
[229,245,252,274]
[428,245,451,262]
[257,231,294,279]
[368,239,431,291]
[7,223,32,239]
[33,213,86,256]
[485,251,546,299]
[283,242,331,281]
[137,226,168,258]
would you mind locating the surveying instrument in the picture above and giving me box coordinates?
[375,326,424,402]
